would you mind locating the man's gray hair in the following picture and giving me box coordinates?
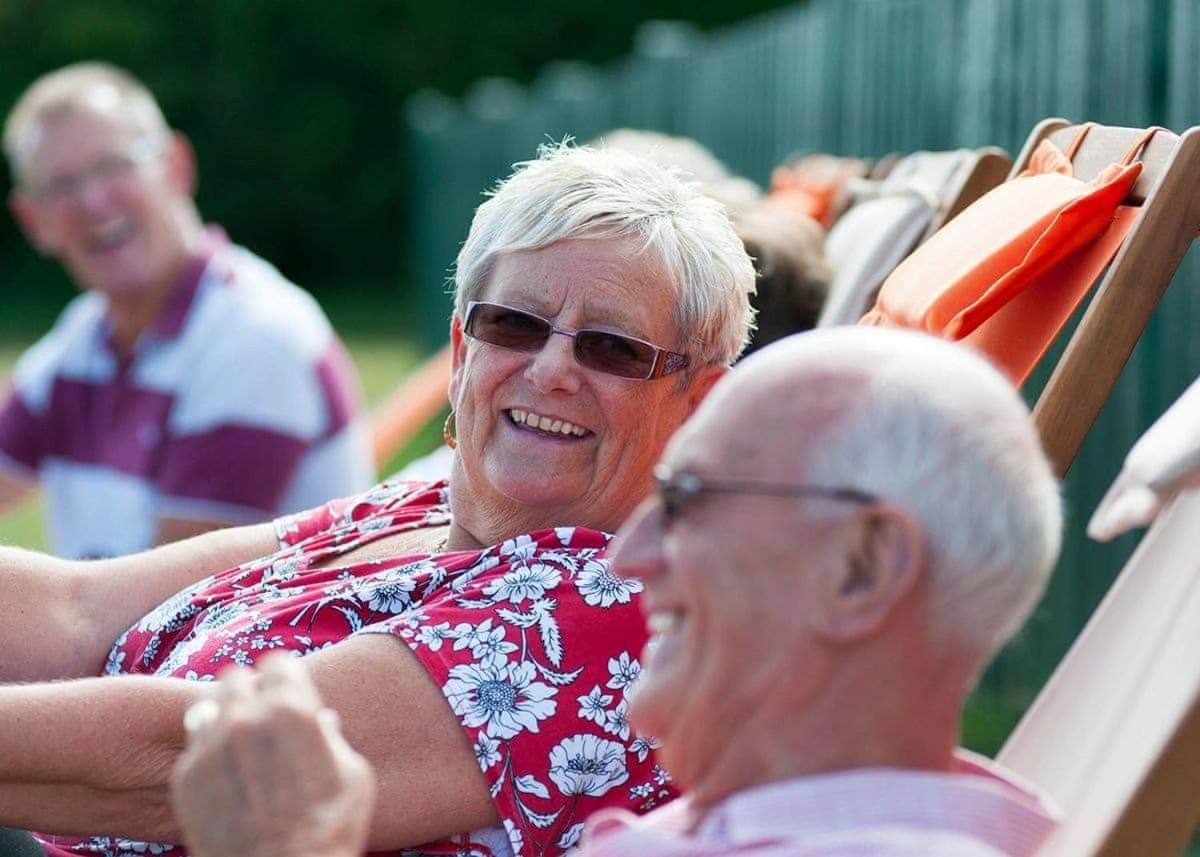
[798,329,1063,666]
[454,142,758,367]
[3,62,170,184]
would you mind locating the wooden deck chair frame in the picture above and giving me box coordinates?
[1015,119,1200,476]
[997,490,1200,856]
[370,343,453,469]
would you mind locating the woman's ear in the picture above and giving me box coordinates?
[815,504,924,642]
[448,314,465,406]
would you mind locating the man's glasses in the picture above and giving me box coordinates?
[463,300,690,381]
[654,466,878,525]
[26,138,164,207]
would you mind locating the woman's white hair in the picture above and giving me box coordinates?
[454,142,758,367]
[4,61,170,184]
[797,329,1063,666]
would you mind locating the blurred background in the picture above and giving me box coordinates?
[1,0,1198,756]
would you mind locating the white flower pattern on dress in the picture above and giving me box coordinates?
[483,562,562,604]
[548,734,630,797]
[577,685,613,726]
[444,661,558,739]
[451,618,519,668]
[575,558,643,608]
[606,651,641,691]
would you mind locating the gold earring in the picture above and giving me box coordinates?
[443,411,457,449]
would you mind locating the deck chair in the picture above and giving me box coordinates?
[817,147,1011,327]
[370,343,452,470]
[864,120,1200,476]
[997,378,1200,857]
[767,153,872,227]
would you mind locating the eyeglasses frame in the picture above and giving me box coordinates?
[653,465,879,525]
[463,300,691,380]
[23,136,166,207]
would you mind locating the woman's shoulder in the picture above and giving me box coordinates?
[276,479,451,547]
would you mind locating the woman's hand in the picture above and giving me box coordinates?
[171,655,376,857]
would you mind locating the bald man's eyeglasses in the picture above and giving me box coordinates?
[654,466,878,526]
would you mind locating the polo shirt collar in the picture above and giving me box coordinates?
[148,225,228,340]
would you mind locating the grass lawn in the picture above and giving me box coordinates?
[0,323,446,552]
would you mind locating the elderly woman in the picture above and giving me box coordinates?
[0,143,755,857]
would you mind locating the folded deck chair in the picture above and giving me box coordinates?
[863,120,1200,476]
[997,379,1200,856]
[817,147,1011,327]
[370,343,452,469]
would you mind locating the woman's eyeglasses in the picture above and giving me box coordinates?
[654,466,878,526]
[463,300,690,381]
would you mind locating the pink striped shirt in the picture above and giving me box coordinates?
[580,750,1058,856]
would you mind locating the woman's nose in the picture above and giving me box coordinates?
[524,330,583,394]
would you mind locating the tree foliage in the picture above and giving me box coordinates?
[0,0,794,320]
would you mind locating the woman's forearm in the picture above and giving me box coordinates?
[0,523,277,684]
[0,675,207,840]
[0,547,90,682]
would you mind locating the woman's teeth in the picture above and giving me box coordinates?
[509,408,589,437]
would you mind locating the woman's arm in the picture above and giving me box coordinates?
[0,638,495,849]
[0,675,209,839]
[0,523,278,683]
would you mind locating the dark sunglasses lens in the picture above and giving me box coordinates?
[468,304,550,351]
[575,331,656,379]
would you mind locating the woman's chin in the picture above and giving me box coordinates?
[490,472,589,517]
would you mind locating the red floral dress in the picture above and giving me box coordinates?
[36,480,675,857]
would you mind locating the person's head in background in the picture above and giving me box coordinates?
[592,128,762,218]
[592,128,833,354]
[4,62,206,340]
[735,202,831,354]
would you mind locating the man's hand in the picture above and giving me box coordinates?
[171,654,377,857]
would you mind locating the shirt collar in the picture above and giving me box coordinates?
[147,225,228,340]
[691,749,1058,856]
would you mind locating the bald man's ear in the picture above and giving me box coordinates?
[685,364,729,414]
[814,505,924,642]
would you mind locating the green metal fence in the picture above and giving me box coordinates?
[405,0,1200,740]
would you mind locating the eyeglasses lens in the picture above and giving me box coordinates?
[466,303,551,351]
[467,303,656,379]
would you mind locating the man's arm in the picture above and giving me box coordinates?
[0,522,278,682]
